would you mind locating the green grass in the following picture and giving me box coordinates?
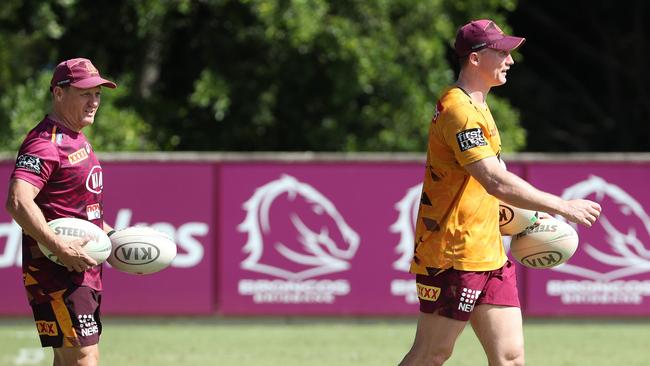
[1,317,649,365]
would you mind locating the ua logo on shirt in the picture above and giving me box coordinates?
[86,166,103,194]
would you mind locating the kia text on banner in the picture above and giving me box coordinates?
[0,162,213,315]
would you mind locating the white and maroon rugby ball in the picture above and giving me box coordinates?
[499,202,539,236]
[39,217,112,266]
[107,226,177,275]
[510,217,579,269]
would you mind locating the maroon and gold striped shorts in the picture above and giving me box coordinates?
[29,286,102,348]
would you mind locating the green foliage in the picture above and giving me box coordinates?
[489,95,526,152]
[0,72,50,152]
[0,71,153,152]
[83,77,156,152]
[0,0,526,152]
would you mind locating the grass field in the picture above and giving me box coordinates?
[2,317,649,365]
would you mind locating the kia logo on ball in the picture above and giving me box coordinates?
[114,243,160,265]
[499,205,515,226]
[521,251,563,268]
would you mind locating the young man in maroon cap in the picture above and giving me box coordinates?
[398,20,601,366]
[6,58,118,366]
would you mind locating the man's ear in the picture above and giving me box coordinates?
[468,52,480,66]
[52,86,65,101]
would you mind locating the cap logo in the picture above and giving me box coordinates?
[81,61,99,76]
[484,21,504,35]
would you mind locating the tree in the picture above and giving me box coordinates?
[0,0,526,153]
[0,1,152,152]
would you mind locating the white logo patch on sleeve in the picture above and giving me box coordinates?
[456,128,488,152]
[15,154,42,174]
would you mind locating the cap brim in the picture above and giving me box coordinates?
[70,77,117,89]
[489,36,525,52]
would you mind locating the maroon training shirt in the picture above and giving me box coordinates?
[11,116,105,303]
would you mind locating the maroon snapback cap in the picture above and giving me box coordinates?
[50,58,117,90]
[454,19,525,58]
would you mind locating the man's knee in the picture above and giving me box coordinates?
[506,349,525,366]
[490,347,524,366]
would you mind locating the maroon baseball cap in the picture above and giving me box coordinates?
[50,58,117,91]
[454,19,525,58]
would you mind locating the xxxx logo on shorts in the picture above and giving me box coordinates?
[416,283,441,302]
[36,320,58,336]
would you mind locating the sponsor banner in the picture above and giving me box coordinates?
[0,162,213,315]
[101,162,213,314]
[217,163,524,315]
[524,163,650,315]
[0,164,28,314]
[6,157,650,317]
[218,163,427,315]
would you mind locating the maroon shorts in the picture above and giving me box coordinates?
[416,260,520,321]
[30,286,102,348]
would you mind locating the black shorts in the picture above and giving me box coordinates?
[30,286,102,348]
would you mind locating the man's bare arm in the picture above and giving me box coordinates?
[464,156,601,227]
[5,178,97,271]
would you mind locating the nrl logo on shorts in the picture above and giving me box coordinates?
[238,174,359,281]
[547,175,650,305]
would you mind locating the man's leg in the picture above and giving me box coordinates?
[398,312,467,366]
[470,304,524,366]
[53,345,99,366]
[53,344,99,366]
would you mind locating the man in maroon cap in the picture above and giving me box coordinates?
[398,20,601,365]
[6,57,118,366]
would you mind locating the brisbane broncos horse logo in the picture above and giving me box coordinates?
[555,175,650,280]
[238,175,360,280]
[391,184,423,272]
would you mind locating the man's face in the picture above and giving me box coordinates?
[57,86,102,131]
[476,48,514,87]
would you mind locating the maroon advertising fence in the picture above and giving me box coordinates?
[217,163,422,315]
[2,155,650,316]
[522,163,650,316]
[0,161,215,315]
[0,163,24,315]
[216,162,525,315]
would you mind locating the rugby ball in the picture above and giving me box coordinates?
[107,226,177,275]
[499,202,539,236]
[510,217,578,269]
[39,217,112,266]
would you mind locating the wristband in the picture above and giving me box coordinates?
[107,230,116,237]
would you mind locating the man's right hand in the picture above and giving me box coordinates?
[53,238,98,272]
[561,199,602,227]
